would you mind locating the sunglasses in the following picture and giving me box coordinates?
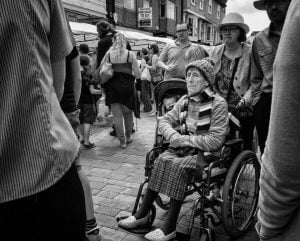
[220,26,239,33]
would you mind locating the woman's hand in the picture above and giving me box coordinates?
[236,99,246,109]
[170,137,185,148]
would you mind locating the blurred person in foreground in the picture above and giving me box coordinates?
[61,34,101,241]
[256,0,300,240]
[0,1,86,241]
[250,0,291,154]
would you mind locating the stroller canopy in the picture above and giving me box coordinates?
[154,78,187,107]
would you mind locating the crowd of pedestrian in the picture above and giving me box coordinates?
[0,0,299,241]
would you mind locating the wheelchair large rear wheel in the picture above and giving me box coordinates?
[221,150,260,238]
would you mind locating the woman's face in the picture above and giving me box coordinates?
[220,25,241,45]
[186,67,208,96]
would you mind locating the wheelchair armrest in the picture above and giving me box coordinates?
[224,138,243,147]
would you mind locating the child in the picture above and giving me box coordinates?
[78,55,102,149]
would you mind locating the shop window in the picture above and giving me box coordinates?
[124,0,135,10]
[143,0,150,8]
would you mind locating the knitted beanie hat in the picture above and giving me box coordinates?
[185,57,215,86]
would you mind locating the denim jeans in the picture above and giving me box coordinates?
[111,103,133,143]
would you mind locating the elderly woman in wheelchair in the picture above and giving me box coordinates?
[118,58,229,240]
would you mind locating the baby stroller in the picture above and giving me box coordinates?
[125,78,260,241]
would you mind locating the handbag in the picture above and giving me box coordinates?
[141,67,151,81]
[99,53,114,84]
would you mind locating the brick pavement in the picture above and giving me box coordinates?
[80,113,259,241]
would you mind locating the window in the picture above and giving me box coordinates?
[208,0,212,14]
[191,0,195,6]
[207,25,212,41]
[200,0,204,10]
[161,3,166,17]
[124,0,135,10]
[166,0,175,20]
[143,0,150,8]
[188,17,193,36]
[217,5,220,19]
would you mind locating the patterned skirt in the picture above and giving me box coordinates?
[148,150,204,201]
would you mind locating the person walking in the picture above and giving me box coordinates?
[256,0,300,240]
[250,0,291,154]
[100,33,141,149]
[210,12,254,151]
[0,1,86,241]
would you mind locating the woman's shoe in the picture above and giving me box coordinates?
[118,215,149,230]
[83,142,96,149]
[120,143,127,149]
[144,229,176,241]
[126,138,133,144]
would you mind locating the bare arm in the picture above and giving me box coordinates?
[52,59,66,101]
[89,85,102,95]
[69,55,82,104]
[147,55,158,71]
[130,52,141,79]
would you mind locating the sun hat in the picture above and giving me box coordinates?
[216,12,250,34]
[185,58,215,86]
[253,0,267,10]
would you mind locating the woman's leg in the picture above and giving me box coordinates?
[141,80,152,112]
[111,103,126,145]
[134,189,158,219]
[83,123,92,144]
[162,198,183,235]
[121,104,133,142]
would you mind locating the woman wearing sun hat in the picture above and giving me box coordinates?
[210,12,254,151]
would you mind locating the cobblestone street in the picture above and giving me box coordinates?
[80,113,259,241]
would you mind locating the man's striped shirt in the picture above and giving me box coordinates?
[0,0,79,203]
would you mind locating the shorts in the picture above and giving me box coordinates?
[78,103,96,124]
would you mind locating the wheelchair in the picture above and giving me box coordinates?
[130,79,260,241]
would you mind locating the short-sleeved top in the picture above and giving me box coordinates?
[79,71,94,105]
[158,40,194,80]
[60,46,79,113]
[0,0,78,203]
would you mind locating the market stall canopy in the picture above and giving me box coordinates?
[69,21,174,50]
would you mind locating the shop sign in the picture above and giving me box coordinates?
[138,7,152,27]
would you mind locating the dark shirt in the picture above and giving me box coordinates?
[60,46,79,113]
[79,71,94,104]
[96,34,114,68]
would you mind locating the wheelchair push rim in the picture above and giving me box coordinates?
[221,150,260,238]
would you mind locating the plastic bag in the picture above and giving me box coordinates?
[99,62,113,84]
[141,67,151,81]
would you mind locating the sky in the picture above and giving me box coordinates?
[226,0,270,34]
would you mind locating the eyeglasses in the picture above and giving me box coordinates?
[220,26,239,33]
[176,29,188,33]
